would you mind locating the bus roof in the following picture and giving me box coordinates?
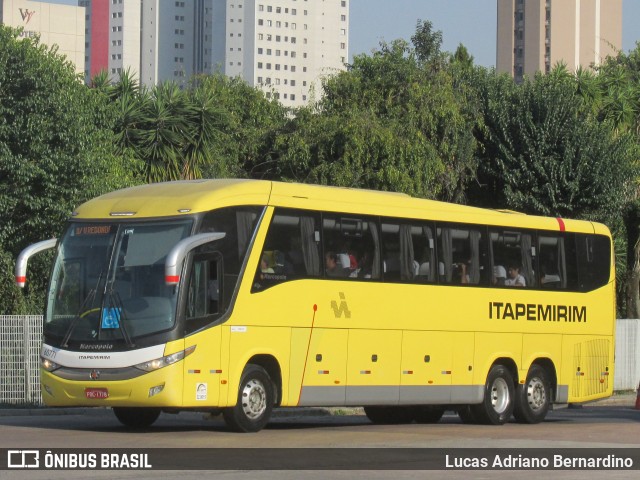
[72,179,604,235]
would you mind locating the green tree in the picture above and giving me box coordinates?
[0,25,139,314]
[471,68,637,224]
[274,35,480,201]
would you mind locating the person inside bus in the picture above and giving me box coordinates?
[493,265,507,285]
[325,251,345,277]
[505,264,526,287]
[260,254,274,274]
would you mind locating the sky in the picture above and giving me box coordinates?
[349,0,640,67]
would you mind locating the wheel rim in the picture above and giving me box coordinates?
[241,378,267,420]
[526,376,547,412]
[490,377,510,414]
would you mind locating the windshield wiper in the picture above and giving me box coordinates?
[61,271,103,348]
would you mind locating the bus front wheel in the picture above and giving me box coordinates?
[513,365,550,424]
[223,364,275,433]
[113,407,161,428]
[472,364,515,425]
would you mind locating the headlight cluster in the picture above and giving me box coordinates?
[41,358,60,372]
[134,345,196,372]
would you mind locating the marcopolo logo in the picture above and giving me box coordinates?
[7,450,39,469]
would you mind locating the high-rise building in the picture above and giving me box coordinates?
[80,0,348,107]
[81,0,140,81]
[0,0,85,75]
[497,0,622,82]
[211,0,349,105]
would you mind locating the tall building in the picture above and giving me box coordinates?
[79,0,348,107]
[211,0,349,105]
[81,0,140,82]
[0,0,85,75]
[497,0,622,82]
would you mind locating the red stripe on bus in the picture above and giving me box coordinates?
[165,275,180,284]
[557,218,566,232]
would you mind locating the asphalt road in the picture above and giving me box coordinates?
[0,394,638,480]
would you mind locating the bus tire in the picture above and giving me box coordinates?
[113,407,161,428]
[364,406,414,424]
[513,364,550,424]
[412,406,445,424]
[471,364,515,425]
[223,364,274,433]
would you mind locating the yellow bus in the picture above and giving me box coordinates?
[16,179,615,432]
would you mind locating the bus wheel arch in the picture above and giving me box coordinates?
[514,359,555,424]
[223,363,276,432]
[472,358,518,425]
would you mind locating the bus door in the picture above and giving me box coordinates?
[182,252,224,407]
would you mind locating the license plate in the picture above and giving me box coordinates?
[85,388,108,399]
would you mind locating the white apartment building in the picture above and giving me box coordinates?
[211,0,349,105]
[78,0,348,106]
[80,0,140,82]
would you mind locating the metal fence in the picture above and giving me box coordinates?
[1,315,639,406]
[0,316,43,406]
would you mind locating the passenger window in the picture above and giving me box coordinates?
[323,215,380,280]
[381,221,436,283]
[490,230,534,287]
[252,209,321,292]
[538,235,567,289]
[438,225,485,285]
[576,234,611,291]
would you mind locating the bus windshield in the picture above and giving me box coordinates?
[45,220,193,345]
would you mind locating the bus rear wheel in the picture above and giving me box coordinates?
[113,407,161,428]
[364,406,414,424]
[513,365,550,424]
[471,364,515,425]
[223,364,274,433]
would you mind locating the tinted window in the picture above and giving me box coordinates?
[490,230,534,287]
[438,225,486,285]
[323,214,381,280]
[252,209,321,291]
[576,234,611,291]
[381,221,437,283]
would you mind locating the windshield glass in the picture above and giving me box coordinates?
[46,220,192,345]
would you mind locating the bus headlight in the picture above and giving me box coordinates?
[41,357,60,372]
[134,345,196,372]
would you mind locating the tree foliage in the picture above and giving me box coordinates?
[0,27,138,253]
[471,68,638,224]
[0,25,140,313]
[272,34,480,201]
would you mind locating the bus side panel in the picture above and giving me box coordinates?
[560,334,614,403]
[346,329,402,405]
[473,332,522,386]
[520,334,562,384]
[296,327,348,406]
[400,331,452,404]
[224,325,291,408]
[182,326,222,407]
[450,332,477,403]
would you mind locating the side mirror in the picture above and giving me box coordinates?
[165,232,226,285]
[15,238,57,288]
